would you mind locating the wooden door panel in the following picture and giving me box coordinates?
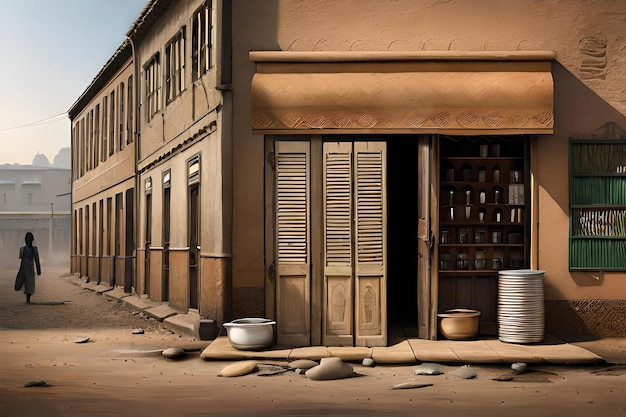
[274,141,311,347]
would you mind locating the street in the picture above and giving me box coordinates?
[1,267,625,417]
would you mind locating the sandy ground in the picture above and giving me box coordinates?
[1,267,625,417]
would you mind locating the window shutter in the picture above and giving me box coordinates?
[323,142,354,345]
[354,142,387,347]
[274,141,311,346]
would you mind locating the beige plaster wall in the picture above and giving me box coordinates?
[136,0,221,166]
[232,0,626,301]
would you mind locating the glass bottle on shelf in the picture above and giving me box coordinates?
[478,166,486,182]
[492,186,503,204]
[478,208,486,222]
[448,186,456,206]
[464,186,473,205]
[461,163,471,182]
[479,189,487,204]
[493,164,500,183]
[493,208,503,223]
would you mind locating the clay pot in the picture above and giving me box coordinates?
[437,309,481,340]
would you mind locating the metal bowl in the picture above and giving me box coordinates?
[223,318,276,350]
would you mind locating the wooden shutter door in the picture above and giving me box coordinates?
[274,141,311,347]
[354,142,387,347]
[322,142,354,346]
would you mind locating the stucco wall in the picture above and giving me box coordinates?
[231,0,626,304]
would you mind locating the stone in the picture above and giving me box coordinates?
[132,329,145,335]
[390,382,433,390]
[412,363,443,375]
[511,362,527,374]
[218,360,258,377]
[362,358,375,367]
[73,336,90,344]
[305,357,354,381]
[161,347,186,359]
[24,380,48,387]
[450,365,477,379]
[288,359,318,370]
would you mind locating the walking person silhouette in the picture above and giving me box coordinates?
[15,232,42,303]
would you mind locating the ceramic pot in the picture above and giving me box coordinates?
[437,309,481,340]
[223,318,276,350]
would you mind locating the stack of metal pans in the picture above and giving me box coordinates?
[498,270,545,343]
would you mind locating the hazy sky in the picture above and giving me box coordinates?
[0,0,147,166]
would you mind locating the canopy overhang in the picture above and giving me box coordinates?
[250,51,555,135]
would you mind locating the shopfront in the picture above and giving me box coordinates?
[251,51,554,346]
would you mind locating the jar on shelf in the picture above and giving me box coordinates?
[494,208,503,223]
[440,230,449,244]
[458,228,469,244]
[440,253,451,270]
[474,250,487,269]
[456,252,469,270]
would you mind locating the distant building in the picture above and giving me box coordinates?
[0,164,71,267]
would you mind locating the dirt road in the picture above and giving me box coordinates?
[1,267,625,417]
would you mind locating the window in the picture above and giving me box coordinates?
[94,104,100,165]
[102,96,108,161]
[127,75,134,144]
[144,53,161,121]
[109,90,115,155]
[166,29,185,103]
[192,1,213,80]
[118,82,125,151]
[569,138,626,270]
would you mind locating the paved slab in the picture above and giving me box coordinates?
[145,304,178,321]
[200,335,604,365]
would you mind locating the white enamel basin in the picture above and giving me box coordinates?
[223,318,276,350]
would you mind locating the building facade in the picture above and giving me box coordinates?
[70,0,626,347]
[0,164,71,268]
[68,40,137,291]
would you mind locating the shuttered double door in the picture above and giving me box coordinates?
[274,140,387,347]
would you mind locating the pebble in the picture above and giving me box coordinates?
[132,329,145,335]
[362,358,375,367]
[412,363,443,375]
[161,347,186,359]
[24,380,48,387]
[450,365,477,379]
[511,362,527,374]
[390,381,433,390]
[218,360,258,377]
[73,336,90,344]
[305,357,354,381]
[288,359,319,370]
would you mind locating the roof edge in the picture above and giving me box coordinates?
[250,50,557,63]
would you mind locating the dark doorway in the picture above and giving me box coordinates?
[145,191,152,296]
[188,184,200,309]
[387,139,419,332]
[162,185,171,301]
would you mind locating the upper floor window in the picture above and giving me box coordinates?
[109,90,115,155]
[144,53,161,121]
[166,29,185,103]
[102,96,108,161]
[127,75,134,144]
[192,1,213,80]
[118,82,125,151]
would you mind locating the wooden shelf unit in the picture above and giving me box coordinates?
[437,136,530,336]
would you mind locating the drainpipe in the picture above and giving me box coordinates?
[129,36,141,295]
[216,0,233,322]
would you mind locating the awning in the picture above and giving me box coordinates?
[250,51,555,135]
